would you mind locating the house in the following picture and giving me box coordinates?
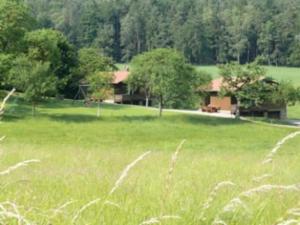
[111,70,149,105]
[202,78,287,119]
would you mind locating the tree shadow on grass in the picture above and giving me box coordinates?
[47,112,246,126]
[48,114,103,123]
[162,114,247,126]
[48,114,158,123]
[39,100,132,110]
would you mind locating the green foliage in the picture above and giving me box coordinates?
[9,55,57,113]
[0,0,34,53]
[87,71,113,117]
[78,48,116,78]
[87,72,113,101]
[24,29,78,97]
[220,62,266,95]
[22,0,300,65]
[130,48,211,115]
[0,53,14,86]
[288,37,300,66]
[271,81,300,106]
[220,63,300,112]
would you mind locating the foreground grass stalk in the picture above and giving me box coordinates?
[109,151,151,195]
[274,201,300,225]
[213,184,300,225]
[0,88,16,115]
[72,198,101,224]
[262,131,300,164]
[139,215,181,225]
[0,201,31,225]
[164,140,186,195]
[72,151,151,224]
[0,159,40,176]
[199,181,235,222]
[140,140,186,225]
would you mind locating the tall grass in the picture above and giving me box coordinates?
[0,96,300,224]
[0,89,40,224]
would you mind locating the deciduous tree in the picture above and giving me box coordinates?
[130,48,211,116]
[9,56,57,115]
[87,72,113,117]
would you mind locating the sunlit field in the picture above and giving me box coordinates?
[118,64,300,86]
[0,98,299,224]
[197,65,300,85]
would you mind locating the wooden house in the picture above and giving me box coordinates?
[111,70,149,105]
[202,78,287,119]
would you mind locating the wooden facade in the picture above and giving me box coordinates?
[203,78,287,119]
[110,71,150,105]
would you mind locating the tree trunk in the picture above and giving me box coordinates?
[235,100,241,119]
[145,92,150,108]
[32,102,36,117]
[159,96,163,117]
[97,100,100,117]
[247,46,250,63]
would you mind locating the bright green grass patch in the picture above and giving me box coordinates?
[288,104,300,119]
[117,64,300,86]
[0,99,299,224]
[197,65,300,86]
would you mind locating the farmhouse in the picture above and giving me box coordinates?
[111,70,149,105]
[202,78,287,119]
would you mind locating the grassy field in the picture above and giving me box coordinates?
[197,65,300,86]
[118,64,300,86]
[0,98,299,224]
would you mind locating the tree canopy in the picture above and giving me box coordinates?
[129,48,211,116]
[220,63,300,118]
[24,0,300,66]
[9,55,57,115]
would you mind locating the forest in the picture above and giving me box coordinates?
[24,0,300,66]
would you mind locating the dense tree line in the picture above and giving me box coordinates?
[24,0,300,66]
[0,0,117,111]
[1,0,212,113]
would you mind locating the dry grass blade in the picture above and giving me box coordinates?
[0,201,31,225]
[52,200,77,215]
[0,136,6,142]
[73,151,151,224]
[0,159,41,176]
[165,140,186,196]
[262,131,300,164]
[252,174,272,183]
[0,88,16,115]
[274,201,300,225]
[109,151,151,195]
[139,215,181,225]
[159,140,186,216]
[213,184,300,224]
[199,181,235,221]
[103,201,121,209]
[276,219,300,225]
[241,184,300,198]
[72,198,101,224]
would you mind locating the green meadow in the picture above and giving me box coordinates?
[0,98,299,224]
[118,64,300,86]
[197,65,300,86]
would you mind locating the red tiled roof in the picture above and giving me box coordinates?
[113,71,129,84]
[210,78,223,92]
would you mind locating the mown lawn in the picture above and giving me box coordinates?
[0,98,299,225]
